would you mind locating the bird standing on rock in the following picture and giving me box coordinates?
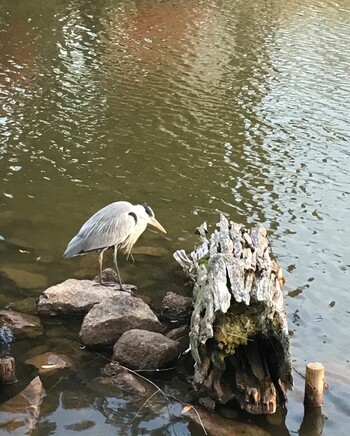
[63,201,166,289]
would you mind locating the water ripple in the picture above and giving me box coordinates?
[0,0,350,433]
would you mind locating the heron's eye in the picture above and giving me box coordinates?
[142,203,154,217]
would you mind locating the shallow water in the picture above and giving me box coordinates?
[0,0,350,434]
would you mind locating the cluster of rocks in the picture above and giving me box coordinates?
[0,307,73,384]
[0,268,272,435]
[0,267,193,406]
[36,269,193,371]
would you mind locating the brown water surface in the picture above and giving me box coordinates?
[1,0,349,434]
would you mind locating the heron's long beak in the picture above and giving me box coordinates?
[149,217,167,233]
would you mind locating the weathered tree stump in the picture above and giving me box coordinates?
[174,214,293,414]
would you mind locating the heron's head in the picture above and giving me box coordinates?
[137,203,167,233]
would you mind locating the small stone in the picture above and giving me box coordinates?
[100,361,124,377]
[112,329,179,370]
[79,296,163,347]
[25,352,73,374]
[198,396,216,410]
[24,339,87,364]
[94,268,136,291]
[166,325,190,353]
[93,362,152,397]
[161,292,193,324]
[0,310,43,338]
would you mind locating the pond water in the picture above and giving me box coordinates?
[1,0,349,434]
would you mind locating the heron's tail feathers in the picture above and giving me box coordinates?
[63,236,84,258]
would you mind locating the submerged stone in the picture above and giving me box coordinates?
[0,376,45,433]
[184,406,270,436]
[161,291,193,325]
[92,363,153,398]
[0,309,43,338]
[166,324,190,353]
[25,352,73,374]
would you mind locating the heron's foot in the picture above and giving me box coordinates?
[119,286,135,297]
[93,280,136,296]
[93,280,119,287]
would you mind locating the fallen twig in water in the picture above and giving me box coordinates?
[132,367,176,373]
[131,390,161,423]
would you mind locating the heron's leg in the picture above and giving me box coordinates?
[96,249,120,287]
[113,246,123,289]
[98,248,107,285]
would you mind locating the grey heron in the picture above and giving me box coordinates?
[63,201,166,288]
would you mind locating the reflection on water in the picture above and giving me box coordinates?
[1,0,350,434]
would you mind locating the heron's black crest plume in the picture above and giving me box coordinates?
[142,203,154,217]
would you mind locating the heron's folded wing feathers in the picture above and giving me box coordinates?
[64,202,135,257]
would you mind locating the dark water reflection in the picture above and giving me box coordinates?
[1,0,349,434]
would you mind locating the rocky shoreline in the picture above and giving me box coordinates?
[0,267,271,435]
[36,268,192,368]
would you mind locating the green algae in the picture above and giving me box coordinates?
[213,308,281,363]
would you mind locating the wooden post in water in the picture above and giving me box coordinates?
[300,362,325,435]
[304,362,325,407]
[0,356,18,384]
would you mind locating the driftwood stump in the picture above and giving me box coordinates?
[174,214,293,414]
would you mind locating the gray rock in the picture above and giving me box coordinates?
[0,310,43,338]
[37,273,136,316]
[112,329,179,370]
[79,296,163,347]
[161,292,193,324]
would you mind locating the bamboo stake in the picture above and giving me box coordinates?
[304,362,325,407]
[0,356,18,384]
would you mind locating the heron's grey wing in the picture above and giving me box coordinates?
[64,202,135,257]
